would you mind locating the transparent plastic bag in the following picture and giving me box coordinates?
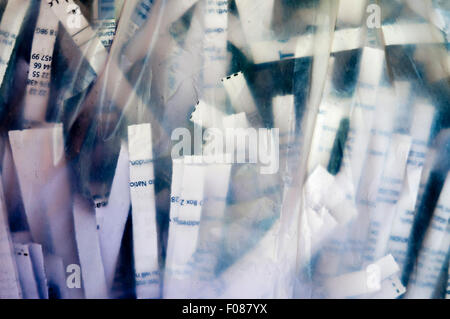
[0,0,448,299]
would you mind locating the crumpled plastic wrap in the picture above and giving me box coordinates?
[0,0,448,299]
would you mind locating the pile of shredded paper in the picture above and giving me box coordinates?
[0,0,448,299]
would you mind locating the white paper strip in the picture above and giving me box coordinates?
[128,123,160,298]
[164,158,184,295]
[163,157,205,298]
[23,0,59,123]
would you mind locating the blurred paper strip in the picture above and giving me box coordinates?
[73,195,109,298]
[201,0,228,104]
[382,23,445,46]
[189,160,231,297]
[9,124,82,298]
[386,101,435,270]
[43,254,67,299]
[364,134,412,262]
[405,172,450,299]
[252,27,363,64]
[0,180,22,298]
[324,254,402,298]
[235,0,275,46]
[78,0,167,143]
[218,221,279,298]
[307,96,350,174]
[336,0,367,26]
[93,0,117,49]
[48,0,108,74]
[162,0,198,28]
[222,72,262,127]
[447,263,450,299]
[272,95,295,176]
[190,100,226,129]
[28,243,48,299]
[14,243,39,299]
[370,274,406,299]
[337,47,385,199]
[96,143,131,292]
[0,0,31,87]
[331,28,364,53]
